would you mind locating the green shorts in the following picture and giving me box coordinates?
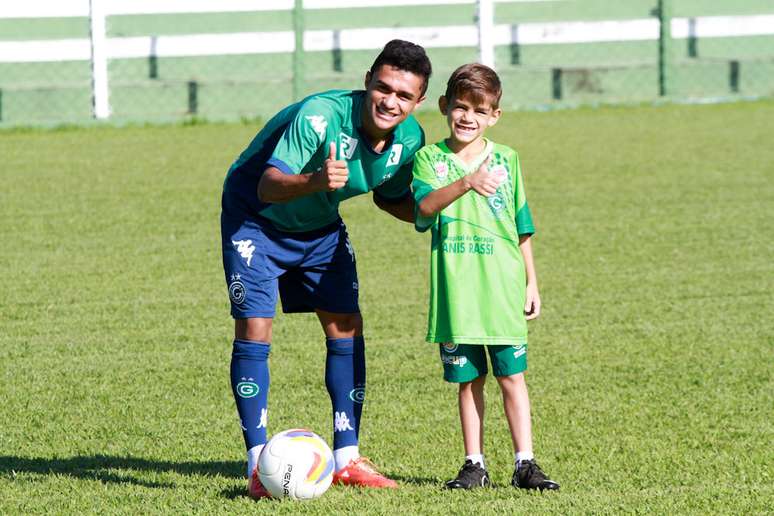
[439,343,528,383]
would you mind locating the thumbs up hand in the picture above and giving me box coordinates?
[313,141,349,192]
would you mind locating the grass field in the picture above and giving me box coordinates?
[1,99,773,514]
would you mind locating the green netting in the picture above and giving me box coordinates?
[0,1,772,126]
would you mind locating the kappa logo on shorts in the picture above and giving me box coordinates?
[442,343,458,353]
[232,239,256,266]
[228,274,247,305]
[513,345,526,359]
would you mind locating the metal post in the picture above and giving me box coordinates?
[510,24,520,65]
[293,0,305,102]
[477,0,495,68]
[332,30,342,72]
[657,0,673,97]
[149,35,158,79]
[187,81,198,114]
[552,68,562,100]
[687,18,697,58]
[89,0,110,119]
[729,61,740,93]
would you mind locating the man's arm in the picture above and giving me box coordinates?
[518,234,541,320]
[417,155,499,217]
[373,193,415,223]
[258,142,348,203]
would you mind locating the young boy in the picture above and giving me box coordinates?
[412,63,559,491]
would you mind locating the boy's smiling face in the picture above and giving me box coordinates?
[440,93,501,148]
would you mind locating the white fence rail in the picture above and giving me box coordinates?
[2,0,773,120]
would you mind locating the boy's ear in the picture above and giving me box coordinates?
[438,95,448,115]
[488,108,502,127]
[364,70,372,90]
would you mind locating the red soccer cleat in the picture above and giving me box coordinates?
[332,457,398,489]
[248,467,272,500]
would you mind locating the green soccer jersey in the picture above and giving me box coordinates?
[412,139,535,345]
[224,90,424,232]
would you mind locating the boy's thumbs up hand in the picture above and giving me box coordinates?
[464,154,499,197]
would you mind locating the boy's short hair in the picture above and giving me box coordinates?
[444,63,502,109]
[370,39,433,95]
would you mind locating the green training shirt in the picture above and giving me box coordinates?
[224,90,424,232]
[412,139,535,345]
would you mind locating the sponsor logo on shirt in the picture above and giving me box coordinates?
[489,163,508,186]
[339,133,358,160]
[434,161,448,180]
[305,115,327,142]
[387,144,403,166]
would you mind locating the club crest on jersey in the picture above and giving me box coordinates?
[487,194,505,215]
[339,133,358,160]
[434,161,449,180]
[386,144,403,166]
[305,115,327,142]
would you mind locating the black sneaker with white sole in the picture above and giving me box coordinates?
[512,459,560,491]
[444,460,492,489]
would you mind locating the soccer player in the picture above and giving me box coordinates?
[412,63,560,490]
[220,40,431,498]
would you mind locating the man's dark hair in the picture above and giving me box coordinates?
[369,39,433,95]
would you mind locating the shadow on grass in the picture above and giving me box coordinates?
[0,454,243,489]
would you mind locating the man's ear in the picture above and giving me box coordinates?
[438,95,448,115]
[412,94,427,112]
[364,71,372,90]
[488,108,502,127]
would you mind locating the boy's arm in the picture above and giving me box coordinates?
[417,155,500,217]
[519,234,541,320]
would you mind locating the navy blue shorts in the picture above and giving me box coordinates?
[221,214,359,319]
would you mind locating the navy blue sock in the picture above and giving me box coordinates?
[230,339,270,451]
[352,336,366,438]
[326,337,366,449]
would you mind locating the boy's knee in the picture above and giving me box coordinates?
[497,372,525,389]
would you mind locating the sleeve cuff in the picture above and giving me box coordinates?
[266,157,295,175]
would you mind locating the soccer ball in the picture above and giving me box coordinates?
[258,428,335,500]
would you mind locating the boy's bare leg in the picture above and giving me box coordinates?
[497,373,533,454]
[459,375,486,455]
[445,374,492,489]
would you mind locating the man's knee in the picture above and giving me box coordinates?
[317,310,363,337]
[235,318,273,342]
